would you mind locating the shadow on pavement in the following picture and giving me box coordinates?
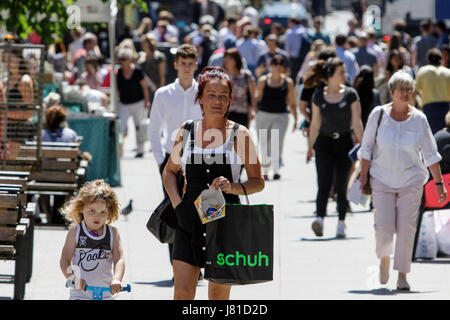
[134,280,174,287]
[413,258,450,264]
[348,288,436,295]
[297,199,316,204]
[299,237,364,241]
[35,224,68,231]
[290,210,372,219]
[133,280,207,288]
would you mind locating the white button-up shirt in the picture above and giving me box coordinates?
[148,79,203,165]
[358,106,442,188]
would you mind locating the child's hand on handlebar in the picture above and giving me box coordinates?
[75,278,86,291]
[110,279,122,295]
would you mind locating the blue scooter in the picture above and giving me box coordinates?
[66,280,131,300]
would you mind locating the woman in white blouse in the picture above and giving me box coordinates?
[358,71,447,291]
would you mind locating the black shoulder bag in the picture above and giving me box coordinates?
[146,120,194,243]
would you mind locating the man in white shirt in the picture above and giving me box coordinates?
[149,44,203,173]
[148,44,203,278]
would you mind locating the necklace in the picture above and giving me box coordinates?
[89,230,99,237]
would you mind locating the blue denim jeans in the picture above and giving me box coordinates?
[423,102,450,134]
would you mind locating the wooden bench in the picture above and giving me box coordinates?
[0,184,33,300]
[22,142,87,195]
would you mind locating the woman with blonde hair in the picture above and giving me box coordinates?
[116,47,150,158]
[117,39,139,63]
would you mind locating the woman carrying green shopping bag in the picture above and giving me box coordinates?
[163,66,265,300]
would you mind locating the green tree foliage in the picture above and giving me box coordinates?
[0,0,148,45]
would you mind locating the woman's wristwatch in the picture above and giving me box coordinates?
[435,181,444,186]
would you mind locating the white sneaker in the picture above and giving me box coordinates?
[397,278,410,291]
[312,217,324,237]
[336,220,346,238]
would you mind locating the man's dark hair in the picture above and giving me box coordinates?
[313,16,323,25]
[227,16,237,25]
[288,17,300,25]
[436,20,447,33]
[335,34,347,47]
[427,48,443,66]
[420,19,432,32]
[175,44,198,61]
[442,44,450,54]
[393,19,406,32]
[271,22,283,31]
[317,47,336,61]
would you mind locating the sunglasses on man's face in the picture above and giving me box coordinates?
[271,61,283,66]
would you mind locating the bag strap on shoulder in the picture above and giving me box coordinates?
[181,120,194,156]
[371,108,384,160]
[226,122,241,153]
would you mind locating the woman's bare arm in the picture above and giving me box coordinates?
[232,126,264,195]
[351,100,364,143]
[59,226,77,280]
[111,226,125,294]
[286,77,298,132]
[159,59,166,87]
[307,102,321,162]
[163,124,186,208]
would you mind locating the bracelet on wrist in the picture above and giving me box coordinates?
[435,181,444,186]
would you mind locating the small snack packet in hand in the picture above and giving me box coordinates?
[194,188,226,224]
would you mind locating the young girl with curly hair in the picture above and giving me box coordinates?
[59,180,125,300]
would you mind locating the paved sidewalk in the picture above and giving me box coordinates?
[1,117,450,300]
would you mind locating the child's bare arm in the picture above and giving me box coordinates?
[60,226,77,280]
[110,227,125,294]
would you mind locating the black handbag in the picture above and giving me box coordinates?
[205,183,274,285]
[146,120,193,243]
[146,197,176,243]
